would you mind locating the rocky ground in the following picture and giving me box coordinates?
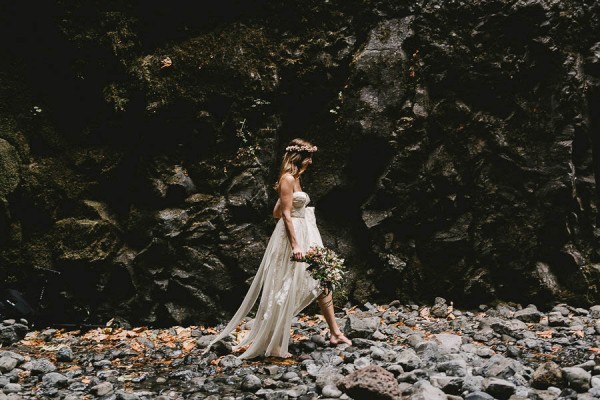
[0,298,599,400]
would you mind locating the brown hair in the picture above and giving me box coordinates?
[274,138,316,192]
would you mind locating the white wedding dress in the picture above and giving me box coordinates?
[207,191,324,359]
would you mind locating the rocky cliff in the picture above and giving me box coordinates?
[0,0,599,327]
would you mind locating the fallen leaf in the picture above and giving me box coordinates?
[182,339,196,352]
[129,340,145,353]
[346,306,358,314]
[536,330,554,339]
[175,327,191,338]
[266,357,298,365]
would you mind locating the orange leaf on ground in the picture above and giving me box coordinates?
[267,357,298,365]
[182,339,196,352]
[157,332,174,342]
[175,327,190,337]
[536,330,554,339]
[236,330,249,343]
[19,340,45,347]
[129,340,145,353]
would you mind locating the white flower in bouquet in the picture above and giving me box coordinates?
[291,245,347,294]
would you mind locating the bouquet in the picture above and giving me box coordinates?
[291,246,347,295]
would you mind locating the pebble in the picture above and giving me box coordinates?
[0,357,17,373]
[562,366,591,392]
[41,372,69,388]
[241,374,262,391]
[90,381,114,396]
[56,346,74,362]
[2,384,20,394]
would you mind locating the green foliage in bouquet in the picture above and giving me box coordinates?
[292,245,347,295]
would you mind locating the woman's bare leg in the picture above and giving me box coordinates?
[317,291,352,346]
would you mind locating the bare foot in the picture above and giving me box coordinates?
[330,332,352,346]
[270,348,293,358]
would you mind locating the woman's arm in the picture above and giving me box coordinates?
[278,174,302,261]
[273,198,282,219]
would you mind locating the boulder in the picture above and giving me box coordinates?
[338,365,401,400]
[344,314,381,339]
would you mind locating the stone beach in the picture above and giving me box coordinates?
[1,298,599,399]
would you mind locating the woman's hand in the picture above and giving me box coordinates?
[292,246,303,261]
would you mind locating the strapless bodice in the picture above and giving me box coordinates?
[291,191,310,218]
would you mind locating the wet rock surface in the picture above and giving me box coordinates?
[0,300,598,399]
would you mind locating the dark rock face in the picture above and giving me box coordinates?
[0,0,599,326]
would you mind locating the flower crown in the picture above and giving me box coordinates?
[285,144,318,153]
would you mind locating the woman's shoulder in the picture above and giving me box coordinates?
[279,173,296,184]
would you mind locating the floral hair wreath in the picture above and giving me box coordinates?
[285,144,318,153]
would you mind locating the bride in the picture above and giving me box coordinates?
[206,138,352,359]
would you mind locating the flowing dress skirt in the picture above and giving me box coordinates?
[208,205,323,359]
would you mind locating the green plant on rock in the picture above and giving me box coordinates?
[234,118,260,163]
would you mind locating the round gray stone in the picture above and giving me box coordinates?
[218,355,242,368]
[56,346,74,362]
[2,383,21,394]
[241,374,262,391]
[29,359,57,375]
[562,366,591,392]
[41,372,68,388]
[0,357,17,373]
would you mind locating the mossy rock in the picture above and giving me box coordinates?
[53,218,120,262]
[0,139,21,198]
